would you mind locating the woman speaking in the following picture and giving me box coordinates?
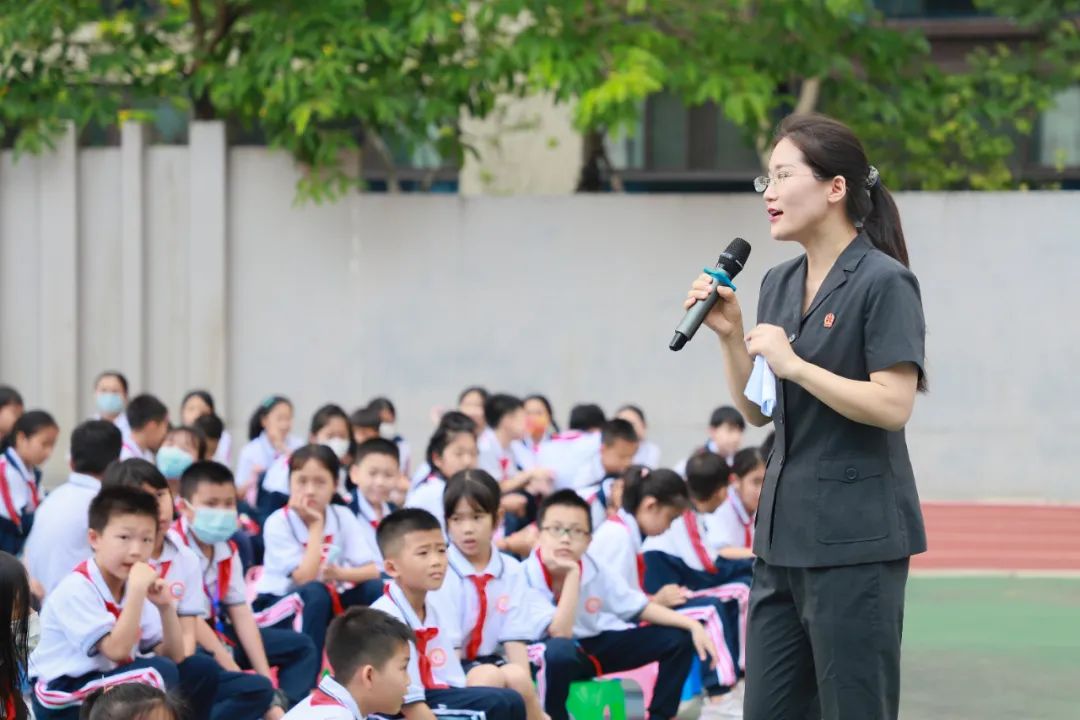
[685,113,927,720]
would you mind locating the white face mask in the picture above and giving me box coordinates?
[379,422,398,440]
[322,437,351,460]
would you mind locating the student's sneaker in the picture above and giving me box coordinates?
[699,691,743,719]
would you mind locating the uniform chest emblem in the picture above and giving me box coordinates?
[496,595,511,613]
[585,597,602,614]
[428,647,447,668]
[823,313,836,329]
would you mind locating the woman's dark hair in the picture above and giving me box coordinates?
[773,113,908,269]
[426,411,477,476]
[524,394,560,433]
[367,397,397,420]
[0,551,30,720]
[95,370,129,396]
[0,409,58,453]
[621,466,689,514]
[79,683,185,720]
[289,443,341,479]
[181,389,216,413]
[0,385,23,410]
[444,468,501,522]
[247,395,292,441]
[731,448,766,479]
[310,403,351,439]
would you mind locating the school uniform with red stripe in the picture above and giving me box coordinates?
[0,448,42,553]
[148,529,209,619]
[28,559,165,707]
[282,674,364,719]
[119,439,154,462]
[708,492,755,550]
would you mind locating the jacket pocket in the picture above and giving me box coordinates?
[815,457,890,544]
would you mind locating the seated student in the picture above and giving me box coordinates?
[120,395,170,463]
[675,406,745,476]
[91,371,131,440]
[477,394,551,534]
[283,607,413,720]
[1,549,34,720]
[370,509,527,720]
[615,405,661,469]
[592,467,742,702]
[194,413,227,463]
[642,454,752,678]
[518,394,557,463]
[456,386,493,454]
[180,390,233,466]
[571,419,640,530]
[434,470,548,720]
[103,459,277,720]
[154,426,204,496]
[348,438,401,563]
[28,486,219,720]
[367,397,411,479]
[708,448,765,558]
[23,420,123,595]
[405,413,479,529]
[174,461,319,710]
[522,490,716,720]
[260,404,353,519]
[349,406,382,447]
[78,683,184,720]
[536,404,604,491]
[0,385,24,441]
[236,396,304,508]
[0,410,59,555]
[255,444,382,657]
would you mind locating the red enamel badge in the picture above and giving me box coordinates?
[824,313,835,328]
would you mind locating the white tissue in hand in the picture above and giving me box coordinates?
[744,355,777,417]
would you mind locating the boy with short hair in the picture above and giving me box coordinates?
[284,607,415,719]
[348,438,401,562]
[28,486,219,720]
[370,509,527,720]
[121,394,170,462]
[524,490,718,720]
[676,407,745,476]
[175,461,319,710]
[24,419,123,595]
[571,419,639,529]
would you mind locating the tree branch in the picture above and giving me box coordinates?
[793,76,821,115]
[190,0,207,51]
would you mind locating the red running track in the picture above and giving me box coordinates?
[911,502,1080,572]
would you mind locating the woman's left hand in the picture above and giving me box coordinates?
[745,324,804,380]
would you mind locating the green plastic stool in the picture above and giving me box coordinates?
[566,679,627,720]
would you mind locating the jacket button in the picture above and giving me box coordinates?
[787,332,797,342]
[845,467,858,480]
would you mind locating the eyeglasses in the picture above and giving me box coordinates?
[540,525,590,540]
[753,170,817,193]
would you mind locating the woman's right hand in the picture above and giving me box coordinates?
[684,274,744,339]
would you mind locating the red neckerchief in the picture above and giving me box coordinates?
[382,584,447,690]
[683,510,719,573]
[464,574,495,660]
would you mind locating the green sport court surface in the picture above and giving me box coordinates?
[900,575,1080,720]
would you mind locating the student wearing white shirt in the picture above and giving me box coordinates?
[367,397,412,479]
[674,406,746,477]
[347,438,401,564]
[119,395,169,463]
[369,508,526,720]
[284,607,414,720]
[24,420,122,596]
[405,413,479,529]
[260,404,354,518]
[256,445,382,658]
[518,394,557,466]
[643,454,753,680]
[522,490,717,720]
[0,410,58,555]
[154,426,203,497]
[571,419,639,529]
[709,448,765,556]
[615,405,662,469]
[435,470,548,720]
[536,404,604,490]
[592,467,742,702]
[236,396,304,508]
[92,371,131,440]
[180,390,234,466]
[103,459,278,720]
[28,486,219,720]
[477,394,550,535]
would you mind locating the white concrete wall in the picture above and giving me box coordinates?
[0,123,1076,501]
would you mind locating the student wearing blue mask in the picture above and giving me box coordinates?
[92,371,131,440]
[155,426,205,496]
[175,461,318,713]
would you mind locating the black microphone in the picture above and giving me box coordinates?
[670,237,752,351]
